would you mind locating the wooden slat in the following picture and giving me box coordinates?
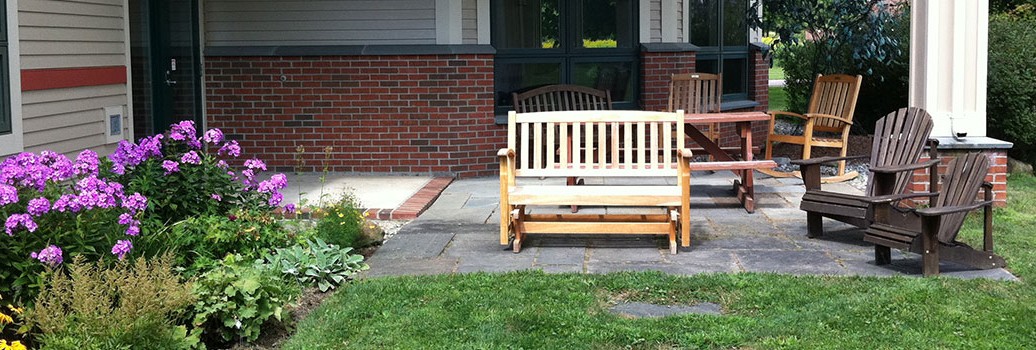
[520,121,529,169]
[611,122,620,167]
[515,110,682,123]
[686,160,775,171]
[546,122,555,168]
[559,122,569,169]
[524,213,672,222]
[663,121,672,165]
[637,121,646,168]
[597,122,607,165]
[522,222,673,234]
[572,121,581,165]
[516,167,676,178]
[650,122,659,166]
[533,122,543,170]
[585,120,594,166]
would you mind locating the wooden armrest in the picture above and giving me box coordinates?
[870,159,940,174]
[498,148,515,158]
[860,192,940,204]
[804,113,854,126]
[792,155,868,166]
[769,111,808,120]
[916,201,993,217]
[678,148,693,158]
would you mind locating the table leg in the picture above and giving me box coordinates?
[739,121,756,213]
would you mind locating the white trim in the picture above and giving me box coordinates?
[682,0,690,42]
[661,0,677,42]
[436,0,463,44]
[0,0,23,156]
[123,0,134,142]
[639,0,651,43]
[198,0,208,132]
[476,0,489,45]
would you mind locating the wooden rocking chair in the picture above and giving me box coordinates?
[863,153,1006,276]
[763,74,862,182]
[797,107,938,238]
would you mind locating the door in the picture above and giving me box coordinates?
[130,0,203,137]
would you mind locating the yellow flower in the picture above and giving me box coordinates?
[338,213,344,218]
[0,312,11,325]
[6,305,21,315]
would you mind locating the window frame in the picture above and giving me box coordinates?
[689,0,752,102]
[0,0,21,156]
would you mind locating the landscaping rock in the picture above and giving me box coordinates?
[1008,157,1033,175]
[608,301,723,318]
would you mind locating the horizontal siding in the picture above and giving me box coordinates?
[205,0,437,46]
[462,0,477,44]
[22,85,128,155]
[19,0,126,69]
[650,0,662,43]
[677,0,684,42]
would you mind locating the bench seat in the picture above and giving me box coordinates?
[509,185,683,207]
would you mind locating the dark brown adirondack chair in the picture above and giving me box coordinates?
[863,153,1006,276]
[513,85,612,212]
[797,107,938,238]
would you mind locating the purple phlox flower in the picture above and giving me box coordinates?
[284,203,296,214]
[181,151,202,165]
[162,160,180,175]
[267,191,284,206]
[48,157,75,181]
[211,193,222,202]
[5,214,38,236]
[203,128,224,144]
[111,240,132,260]
[73,150,100,176]
[122,192,148,213]
[27,197,51,216]
[169,121,202,149]
[138,134,164,159]
[125,223,140,236]
[219,140,241,158]
[109,136,164,173]
[257,173,288,194]
[216,160,229,169]
[76,175,105,192]
[31,245,63,266]
[240,169,255,189]
[118,212,134,225]
[0,184,18,206]
[51,194,82,213]
[244,158,267,171]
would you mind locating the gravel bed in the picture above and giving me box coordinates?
[770,119,871,192]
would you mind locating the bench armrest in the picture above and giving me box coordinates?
[792,155,868,166]
[916,201,993,217]
[498,148,514,158]
[678,148,694,158]
[769,111,808,121]
[870,159,940,174]
[860,192,940,204]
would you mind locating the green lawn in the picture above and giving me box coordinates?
[286,175,1036,349]
[769,87,789,112]
[770,65,786,80]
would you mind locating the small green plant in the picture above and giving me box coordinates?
[25,255,196,350]
[192,254,300,345]
[265,238,368,292]
[314,194,367,249]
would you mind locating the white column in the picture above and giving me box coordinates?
[909,0,989,137]
[436,0,463,44]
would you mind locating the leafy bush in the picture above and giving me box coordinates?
[0,150,148,301]
[988,15,1036,164]
[25,255,196,350]
[192,255,299,345]
[265,238,368,292]
[314,195,367,249]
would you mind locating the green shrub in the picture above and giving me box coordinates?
[25,255,197,350]
[264,238,368,292]
[314,195,367,249]
[988,15,1036,164]
[192,255,299,345]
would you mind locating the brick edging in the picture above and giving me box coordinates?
[363,177,454,220]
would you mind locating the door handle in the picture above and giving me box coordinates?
[165,70,178,86]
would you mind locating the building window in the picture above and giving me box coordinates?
[0,3,10,135]
[492,0,638,114]
[689,0,750,101]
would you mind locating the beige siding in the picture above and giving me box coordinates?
[205,0,437,46]
[22,85,128,155]
[19,0,126,69]
[462,0,477,44]
[650,0,662,43]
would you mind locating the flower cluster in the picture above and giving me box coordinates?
[110,135,163,175]
[30,245,62,266]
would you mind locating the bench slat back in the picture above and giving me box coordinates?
[508,110,685,178]
[512,85,612,112]
[807,74,862,133]
[933,153,989,244]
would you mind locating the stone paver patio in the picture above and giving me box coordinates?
[363,171,1017,281]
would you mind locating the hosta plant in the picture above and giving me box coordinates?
[265,238,368,292]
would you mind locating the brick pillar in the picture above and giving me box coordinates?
[910,150,1009,207]
[639,50,696,112]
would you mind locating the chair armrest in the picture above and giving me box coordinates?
[916,201,993,217]
[859,192,940,204]
[792,155,868,166]
[870,159,941,174]
[498,148,515,158]
[769,111,808,121]
[804,113,854,126]
[678,148,694,158]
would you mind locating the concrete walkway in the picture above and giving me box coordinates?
[363,171,1018,281]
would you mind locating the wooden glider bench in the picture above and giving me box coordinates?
[499,110,692,254]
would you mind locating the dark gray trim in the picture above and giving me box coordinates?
[640,43,700,53]
[205,44,496,57]
[930,136,1014,150]
[749,42,770,51]
[720,100,759,111]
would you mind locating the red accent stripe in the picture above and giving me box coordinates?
[21,66,128,91]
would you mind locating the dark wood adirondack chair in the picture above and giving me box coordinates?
[797,107,939,238]
[863,153,1006,276]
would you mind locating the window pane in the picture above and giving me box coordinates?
[495,62,563,107]
[723,0,748,46]
[498,0,560,49]
[696,58,719,74]
[722,58,747,94]
[579,0,632,49]
[688,0,719,47]
[572,61,633,102]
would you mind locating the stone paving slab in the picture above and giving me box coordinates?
[609,301,724,318]
[361,175,1019,282]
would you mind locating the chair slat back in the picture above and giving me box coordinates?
[933,153,990,243]
[513,84,612,112]
[508,110,685,178]
[667,73,722,113]
[867,107,935,196]
[807,74,862,132]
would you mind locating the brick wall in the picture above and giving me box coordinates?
[909,150,1008,207]
[716,47,771,153]
[640,51,696,112]
[204,54,502,178]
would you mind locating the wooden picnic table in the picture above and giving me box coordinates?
[683,111,776,213]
